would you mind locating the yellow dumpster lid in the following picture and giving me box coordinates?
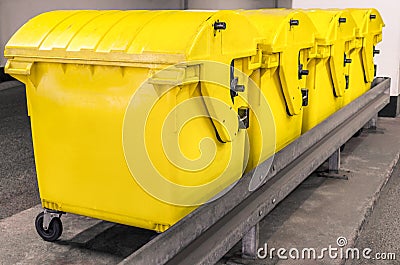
[346,8,384,37]
[303,10,357,45]
[239,9,316,52]
[4,10,261,66]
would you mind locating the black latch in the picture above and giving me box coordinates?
[301,89,309,107]
[370,14,376,19]
[298,64,309,79]
[238,107,249,129]
[214,20,226,30]
[230,61,245,102]
[290,19,299,26]
[344,54,352,66]
[231,77,245,93]
[374,64,377,77]
[345,75,349,89]
[338,17,347,23]
[373,46,380,56]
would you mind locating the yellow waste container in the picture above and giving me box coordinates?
[4,10,271,240]
[344,8,384,105]
[4,8,382,242]
[301,9,357,132]
[239,9,316,170]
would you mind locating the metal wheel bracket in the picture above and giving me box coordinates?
[43,209,63,231]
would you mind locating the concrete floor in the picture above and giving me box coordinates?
[0,83,39,219]
[0,81,399,264]
[348,159,400,265]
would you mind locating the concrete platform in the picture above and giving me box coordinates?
[220,117,400,265]
[0,205,157,265]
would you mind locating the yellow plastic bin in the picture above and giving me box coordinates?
[344,8,384,105]
[4,10,267,240]
[239,9,316,170]
[301,10,357,132]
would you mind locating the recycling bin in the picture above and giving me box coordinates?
[239,9,316,170]
[301,9,357,132]
[344,8,384,105]
[4,10,264,240]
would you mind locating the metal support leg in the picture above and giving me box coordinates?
[370,113,378,129]
[318,149,348,180]
[328,149,340,174]
[365,113,378,130]
[242,223,259,259]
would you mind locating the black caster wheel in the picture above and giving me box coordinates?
[35,212,63,242]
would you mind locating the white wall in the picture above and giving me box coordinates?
[292,0,400,96]
[0,0,182,66]
[188,0,274,9]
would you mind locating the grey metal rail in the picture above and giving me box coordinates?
[120,77,390,265]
